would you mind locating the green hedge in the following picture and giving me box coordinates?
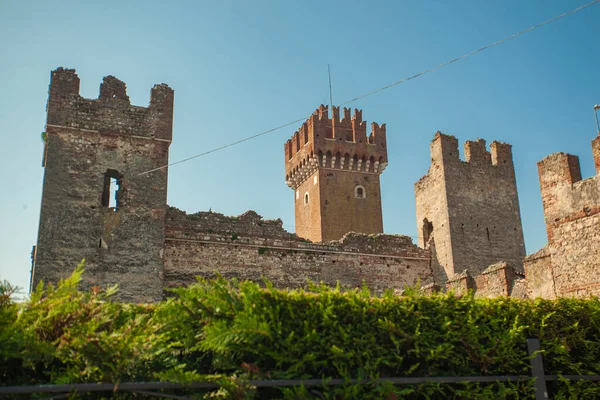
[1,264,600,399]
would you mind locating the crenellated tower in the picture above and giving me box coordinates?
[414,132,526,280]
[33,68,174,302]
[284,105,388,242]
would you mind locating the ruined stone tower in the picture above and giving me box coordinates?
[414,132,526,280]
[32,68,174,302]
[284,105,388,242]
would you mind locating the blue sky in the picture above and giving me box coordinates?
[1,0,599,292]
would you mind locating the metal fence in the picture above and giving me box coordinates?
[1,339,599,399]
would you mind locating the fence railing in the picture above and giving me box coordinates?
[1,339,599,399]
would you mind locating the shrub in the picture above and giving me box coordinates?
[2,267,600,399]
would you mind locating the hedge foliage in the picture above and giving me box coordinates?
[1,264,600,399]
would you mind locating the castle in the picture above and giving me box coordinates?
[31,68,600,302]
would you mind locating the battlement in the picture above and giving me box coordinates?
[537,137,600,241]
[531,132,600,299]
[428,131,514,168]
[538,152,582,187]
[47,67,174,140]
[284,105,388,189]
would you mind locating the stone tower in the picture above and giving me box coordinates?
[284,105,388,242]
[414,132,525,280]
[32,68,174,302]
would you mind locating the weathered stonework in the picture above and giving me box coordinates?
[285,105,387,242]
[445,270,474,296]
[523,247,555,299]
[415,132,526,280]
[524,135,600,298]
[33,68,173,303]
[163,208,434,294]
[473,262,527,299]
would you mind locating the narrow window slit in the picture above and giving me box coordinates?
[101,169,123,210]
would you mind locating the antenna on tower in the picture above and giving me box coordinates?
[328,64,333,110]
[594,104,600,134]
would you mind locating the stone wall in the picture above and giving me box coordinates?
[444,262,526,298]
[163,207,435,293]
[415,132,526,279]
[473,262,527,299]
[523,247,556,299]
[33,68,173,303]
[526,134,600,298]
[550,212,600,296]
[414,137,454,281]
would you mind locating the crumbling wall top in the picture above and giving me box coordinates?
[165,207,429,258]
[47,67,174,140]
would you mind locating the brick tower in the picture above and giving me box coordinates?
[414,132,526,280]
[32,68,174,302]
[284,105,388,242]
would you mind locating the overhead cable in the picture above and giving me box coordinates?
[136,0,599,177]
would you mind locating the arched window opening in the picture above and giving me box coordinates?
[354,185,366,198]
[343,153,350,170]
[102,169,123,210]
[422,218,434,246]
[326,151,333,168]
[304,192,309,205]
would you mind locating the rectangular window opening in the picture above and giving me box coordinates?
[102,170,122,210]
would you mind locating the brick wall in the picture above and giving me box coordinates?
[530,134,600,298]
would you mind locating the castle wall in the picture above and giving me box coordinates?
[529,135,600,298]
[523,248,556,299]
[472,262,526,299]
[551,213,600,296]
[163,208,433,293]
[33,68,173,303]
[415,133,526,278]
